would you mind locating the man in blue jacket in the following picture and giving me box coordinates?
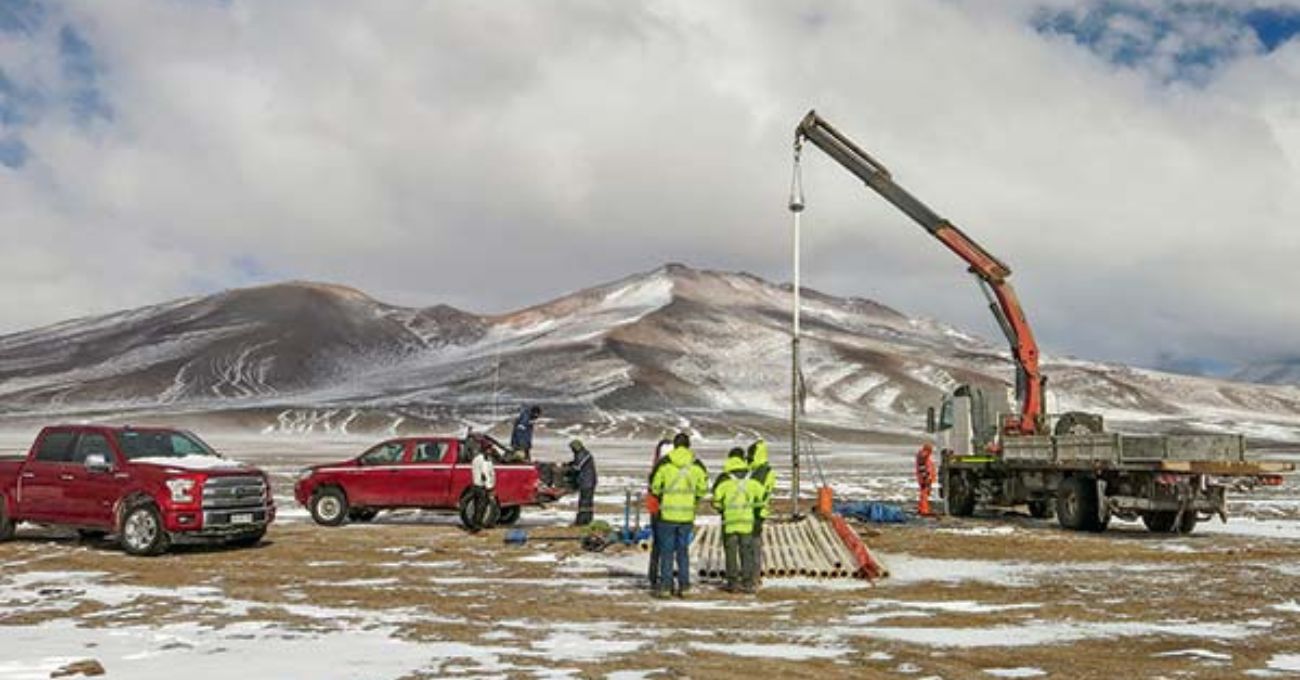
[511,405,541,457]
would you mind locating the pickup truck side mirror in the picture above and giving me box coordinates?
[926,407,936,434]
[84,453,112,474]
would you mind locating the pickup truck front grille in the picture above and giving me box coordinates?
[201,475,268,510]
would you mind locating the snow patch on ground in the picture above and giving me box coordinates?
[983,668,1047,678]
[689,641,850,660]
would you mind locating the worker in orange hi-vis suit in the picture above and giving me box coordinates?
[915,442,937,516]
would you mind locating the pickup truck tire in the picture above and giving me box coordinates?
[310,487,349,527]
[1057,477,1095,531]
[0,496,14,541]
[945,473,976,517]
[120,504,171,556]
[458,492,500,530]
[497,505,522,526]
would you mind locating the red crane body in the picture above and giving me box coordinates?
[795,110,1044,436]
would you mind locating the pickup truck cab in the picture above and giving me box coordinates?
[0,425,274,555]
[295,434,568,529]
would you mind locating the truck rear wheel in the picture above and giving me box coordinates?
[1027,499,1053,519]
[945,473,976,517]
[1057,477,1096,531]
[310,488,349,527]
[120,504,171,556]
[497,505,522,526]
[1143,511,1177,533]
[1143,511,1197,534]
[0,496,15,541]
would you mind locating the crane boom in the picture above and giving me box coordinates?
[795,110,1044,435]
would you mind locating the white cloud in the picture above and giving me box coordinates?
[1,0,1298,372]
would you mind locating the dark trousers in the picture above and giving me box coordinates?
[575,485,595,526]
[654,520,692,594]
[724,532,756,589]
[751,517,765,579]
[647,515,662,588]
[468,485,494,531]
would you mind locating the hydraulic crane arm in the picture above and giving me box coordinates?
[795,110,1044,435]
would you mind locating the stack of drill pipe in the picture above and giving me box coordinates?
[805,516,844,577]
[687,515,884,581]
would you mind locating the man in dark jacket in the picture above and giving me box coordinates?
[569,439,598,526]
[511,405,541,457]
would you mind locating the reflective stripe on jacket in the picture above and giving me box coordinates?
[650,446,708,523]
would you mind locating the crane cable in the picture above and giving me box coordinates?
[789,139,808,415]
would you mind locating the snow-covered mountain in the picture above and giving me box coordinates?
[1,264,1298,443]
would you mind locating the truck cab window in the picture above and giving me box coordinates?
[34,432,76,463]
[938,399,955,431]
[71,434,112,465]
[412,442,443,463]
[360,442,404,466]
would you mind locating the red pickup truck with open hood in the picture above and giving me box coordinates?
[294,433,570,529]
[0,425,274,556]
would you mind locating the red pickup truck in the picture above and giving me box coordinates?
[294,434,569,529]
[0,425,274,556]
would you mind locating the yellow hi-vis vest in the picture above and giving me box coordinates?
[660,464,699,523]
[717,471,763,535]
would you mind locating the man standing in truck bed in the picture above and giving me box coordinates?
[511,405,541,458]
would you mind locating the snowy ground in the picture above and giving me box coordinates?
[1,434,1299,678]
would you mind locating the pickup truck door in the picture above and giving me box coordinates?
[67,432,123,528]
[399,440,458,507]
[347,441,409,507]
[16,430,78,522]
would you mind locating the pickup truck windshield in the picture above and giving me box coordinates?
[116,430,217,460]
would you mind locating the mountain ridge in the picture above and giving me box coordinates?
[0,264,1297,444]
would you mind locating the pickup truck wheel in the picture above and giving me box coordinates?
[458,492,500,530]
[0,498,14,541]
[497,505,521,526]
[120,504,170,556]
[1027,500,1053,519]
[1177,513,1198,534]
[1057,477,1095,531]
[310,488,349,527]
[945,473,976,517]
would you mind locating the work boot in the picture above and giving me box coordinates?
[722,582,737,593]
[651,590,670,600]
[741,583,757,595]
[675,587,689,600]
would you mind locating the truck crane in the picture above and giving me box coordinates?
[795,110,1044,438]
[793,110,1291,533]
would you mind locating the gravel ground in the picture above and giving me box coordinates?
[1,433,1298,679]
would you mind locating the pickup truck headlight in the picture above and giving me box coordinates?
[165,478,197,504]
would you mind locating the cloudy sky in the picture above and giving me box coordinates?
[2,0,1299,375]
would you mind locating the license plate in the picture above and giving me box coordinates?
[231,513,254,525]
